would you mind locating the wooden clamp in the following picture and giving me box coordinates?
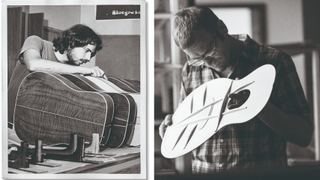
[43,134,85,162]
[25,134,85,163]
[42,134,78,155]
[8,142,29,169]
[9,134,86,170]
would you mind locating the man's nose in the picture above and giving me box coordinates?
[85,52,91,60]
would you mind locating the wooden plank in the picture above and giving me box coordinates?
[28,13,44,38]
[43,26,61,41]
[7,7,24,83]
[312,47,320,160]
[7,7,23,58]
[63,153,140,173]
[8,159,88,174]
[8,153,140,174]
[89,158,140,173]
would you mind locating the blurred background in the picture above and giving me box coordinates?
[154,0,320,177]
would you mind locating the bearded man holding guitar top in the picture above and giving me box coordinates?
[8,24,105,140]
[159,6,313,174]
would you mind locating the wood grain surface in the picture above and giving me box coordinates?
[61,74,137,148]
[14,72,114,146]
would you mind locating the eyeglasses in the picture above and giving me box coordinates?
[187,34,219,67]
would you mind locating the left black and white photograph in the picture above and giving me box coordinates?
[2,0,147,179]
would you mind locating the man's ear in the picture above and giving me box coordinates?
[64,46,71,54]
[217,19,228,36]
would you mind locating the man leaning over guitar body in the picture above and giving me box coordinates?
[8,24,105,140]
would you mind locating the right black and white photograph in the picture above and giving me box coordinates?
[154,0,320,179]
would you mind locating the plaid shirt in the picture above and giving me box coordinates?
[179,34,310,173]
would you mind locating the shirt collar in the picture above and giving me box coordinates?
[231,34,261,63]
[231,34,249,41]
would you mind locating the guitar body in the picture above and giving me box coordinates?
[107,77,140,93]
[84,76,141,146]
[105,93,136,148]
[13,72,114,146]
[161,64,276,158]
[61,74,138,148]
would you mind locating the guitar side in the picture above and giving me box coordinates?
[13,72,114,146]
[61,74,137,148]
[83,76,141,147]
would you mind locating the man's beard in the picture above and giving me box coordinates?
[65,49,78,65]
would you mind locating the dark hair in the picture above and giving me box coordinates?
[173,6,222,49]
[53,24,103,57]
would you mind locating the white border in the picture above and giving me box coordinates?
[1,0,151,179]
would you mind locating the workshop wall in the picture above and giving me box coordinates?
[29,5,140,80]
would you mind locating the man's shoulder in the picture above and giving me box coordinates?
[259,45,292,65]
[25,35,43,42]
[23,35,45,46]
[25,35,53,44]
[19,36,54,60]
[23,35,53,50]
[239,39,294,75]
[241,37,291,68]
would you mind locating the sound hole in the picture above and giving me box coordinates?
[227,89,250,110]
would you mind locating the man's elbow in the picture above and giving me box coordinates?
[299,124,314,147]
[23,51,43,72]
[26,64,35,72]
[25,60,39,72]
[299,135,313,148]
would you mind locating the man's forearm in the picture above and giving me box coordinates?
[257,102,313,147]
[26,59,92,75]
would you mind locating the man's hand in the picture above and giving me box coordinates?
[227,90,250,110]
[159,115,173,139]
[88,66,105,77]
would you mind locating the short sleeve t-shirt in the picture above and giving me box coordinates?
[18,35,59,64]
[8,36,60,125]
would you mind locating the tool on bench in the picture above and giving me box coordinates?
[8,142,29,169]
[8,134,86,171]
[39,134,85,162]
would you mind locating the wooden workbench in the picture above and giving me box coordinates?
[8,146,140,174]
